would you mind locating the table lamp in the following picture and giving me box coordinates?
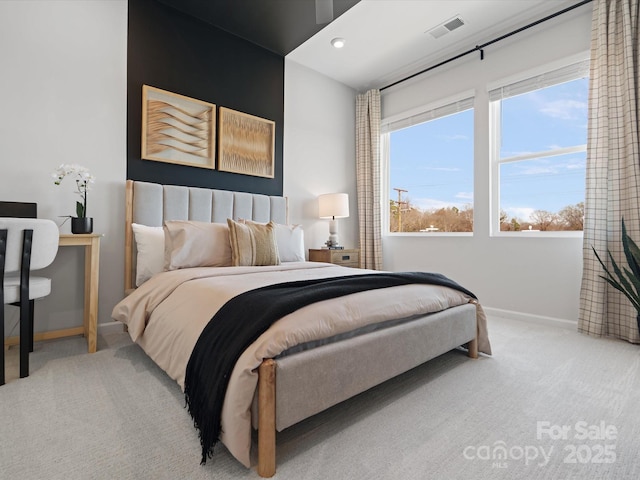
[318,193,349,248]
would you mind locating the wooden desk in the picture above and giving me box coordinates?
[4,233,100,353]
[58,234,100,353]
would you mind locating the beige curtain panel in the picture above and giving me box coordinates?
[579,0,640,343]
[356,89,382,270]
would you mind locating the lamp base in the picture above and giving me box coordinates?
[325,220,341,248]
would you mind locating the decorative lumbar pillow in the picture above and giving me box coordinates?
[227,218,280,266]
[274,223,305,262]
[163,220,232,270]
[131,223,165,287]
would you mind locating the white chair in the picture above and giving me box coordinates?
[1,218,59,385]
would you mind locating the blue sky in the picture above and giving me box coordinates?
[389,78,588,222]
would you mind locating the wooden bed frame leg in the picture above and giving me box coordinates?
[258,359,276,478]
[468,336,478,359]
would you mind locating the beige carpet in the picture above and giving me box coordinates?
[1,316,639,479]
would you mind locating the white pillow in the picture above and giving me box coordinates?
[239,220,305,262]
[275,223,305,262]
[163,220,232,270]
[131,223,165,287]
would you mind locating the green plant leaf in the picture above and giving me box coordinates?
[593,246,613,279]
[627,239,640,276]
[622,218,640,279]
[607,250,638,302]
[593,220,640,316]
[76,201,85,218]
[599,274,640,311]
[594,246,640,312]
[623,266,640,300]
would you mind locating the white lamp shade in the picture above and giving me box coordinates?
[318,193,349,219]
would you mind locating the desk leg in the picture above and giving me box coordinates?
[84,237,99,353]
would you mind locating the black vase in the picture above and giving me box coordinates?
[71,217,93,234]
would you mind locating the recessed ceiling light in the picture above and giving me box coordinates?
[331,37,345,49]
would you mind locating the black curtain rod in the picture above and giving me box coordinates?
[380,0,593,91]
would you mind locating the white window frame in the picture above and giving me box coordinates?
[489,58,589,237]
[381,91,475,236]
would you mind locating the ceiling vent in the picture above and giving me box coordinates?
[427,15,465,39]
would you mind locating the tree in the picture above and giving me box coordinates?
[402,206,425,232]
[458,204,474,232]
[499,209,509,230]
[389,200,400,232]
[558,202,584,230]
[530,210,558,231]
[391,200,584,233]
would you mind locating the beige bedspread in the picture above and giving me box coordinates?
[111,262,490,467]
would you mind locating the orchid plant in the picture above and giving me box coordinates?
[52,164,95,218]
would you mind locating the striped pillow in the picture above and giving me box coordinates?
[227,218,280,266]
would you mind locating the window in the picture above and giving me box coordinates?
[382,96,474,233]
[490,61,589,233]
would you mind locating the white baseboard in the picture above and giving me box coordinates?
[483,307,577,331]
[97,321,126,334]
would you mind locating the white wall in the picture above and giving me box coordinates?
[381,8,592,322]
[0,1,589,343]
[283,60,358,252]
[1,1,127,337]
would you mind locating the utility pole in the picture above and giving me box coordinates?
[393,187,408,232]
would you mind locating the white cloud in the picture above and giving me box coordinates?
[503,206,535,222]
[456,191,473,200]
[566,162,585,170]
[539,99,587,120]
[412,198,455,210]
[510,157,585,176]
[519,165,558,175]
[439,134,468,141]
[412,197,472,211]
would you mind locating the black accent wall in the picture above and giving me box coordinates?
[127,0,284,195]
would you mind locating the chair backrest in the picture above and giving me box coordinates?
[0,219,59,273]
[0,201,37,218]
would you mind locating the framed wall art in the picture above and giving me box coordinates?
[218,107,275,178]
[141,85,216,169]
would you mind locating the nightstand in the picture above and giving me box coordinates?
[308,248,360,268]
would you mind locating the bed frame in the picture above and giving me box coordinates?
[124,180,478,477]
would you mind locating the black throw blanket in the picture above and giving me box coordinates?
[184,271,476,464]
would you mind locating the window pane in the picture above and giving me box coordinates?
[499,152,586,231]
[501,78,588,158]
[389,109,473,232]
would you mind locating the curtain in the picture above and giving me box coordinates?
[579,0,640,343]
[355,89,382,270]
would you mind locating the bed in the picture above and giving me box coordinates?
[112,180,491,477]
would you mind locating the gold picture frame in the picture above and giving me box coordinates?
[141,85,216,169]
[218,107,275,178]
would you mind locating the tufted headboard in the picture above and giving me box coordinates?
[124,180,288,292]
